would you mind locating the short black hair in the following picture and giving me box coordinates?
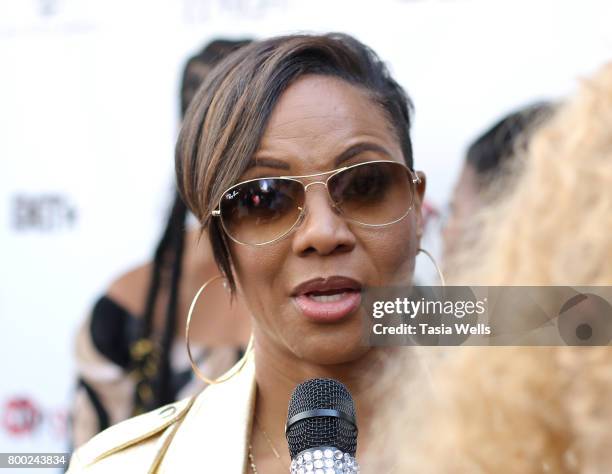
[466,102,554,184]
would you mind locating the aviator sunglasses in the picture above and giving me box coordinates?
[212,160,422,246]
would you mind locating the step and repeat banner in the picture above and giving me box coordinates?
[1,0,611,465]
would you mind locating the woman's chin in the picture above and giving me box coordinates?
[288,332,372,366]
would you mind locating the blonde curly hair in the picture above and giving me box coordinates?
[448,63,612,286]
[376,63,612,473]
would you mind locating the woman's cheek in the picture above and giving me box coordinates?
[359,219,416,286]
[231,243,289,321]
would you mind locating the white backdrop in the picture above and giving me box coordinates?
[1,0,611,463]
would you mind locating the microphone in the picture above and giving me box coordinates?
[285,378,360,474]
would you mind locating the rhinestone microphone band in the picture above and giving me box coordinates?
[289,447,360,474]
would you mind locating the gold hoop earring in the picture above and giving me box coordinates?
[418,248,446,286]
[186,275,254,385]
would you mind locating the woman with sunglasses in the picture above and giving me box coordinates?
[68,33,426,473]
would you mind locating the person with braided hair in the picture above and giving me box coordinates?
[70,39,252,449]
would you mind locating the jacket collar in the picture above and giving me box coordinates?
[160,351,256,473]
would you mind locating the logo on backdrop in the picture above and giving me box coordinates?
[11,193,78,232]
[2,396,67,440]
[182,0,288,22]
[38,0,62,17]
[2,398,41,436]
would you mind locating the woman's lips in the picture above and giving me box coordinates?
[294,290,362,322]
[291,276,363,322]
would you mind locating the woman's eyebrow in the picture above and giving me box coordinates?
[247,142,392,171]
[334,142,392,166]
[246,157,290,170]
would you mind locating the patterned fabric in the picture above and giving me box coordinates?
[71,296,242,449]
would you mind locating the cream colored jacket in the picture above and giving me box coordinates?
[67,352,256,473]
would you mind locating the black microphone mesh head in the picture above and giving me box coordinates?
[286,378,357,458]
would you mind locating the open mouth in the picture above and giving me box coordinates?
[305,288,358,303]
[291,277,363,323]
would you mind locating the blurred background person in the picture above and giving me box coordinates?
[379,62,612,473]
[70,39,252,449]
[442,102,554,261]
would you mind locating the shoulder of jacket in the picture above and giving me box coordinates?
[68,395,195,471]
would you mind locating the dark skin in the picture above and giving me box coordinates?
[228,75,426,472]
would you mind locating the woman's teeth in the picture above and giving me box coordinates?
[307,292,348,302]
[295,288,362,322]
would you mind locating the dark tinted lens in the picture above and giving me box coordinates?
[219,178,304,244]
[328,161,414,225]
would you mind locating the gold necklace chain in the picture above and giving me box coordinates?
[248,416,285,473]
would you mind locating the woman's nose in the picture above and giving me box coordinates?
[291,185,356,257]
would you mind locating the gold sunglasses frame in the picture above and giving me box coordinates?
[211,159,422,247]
